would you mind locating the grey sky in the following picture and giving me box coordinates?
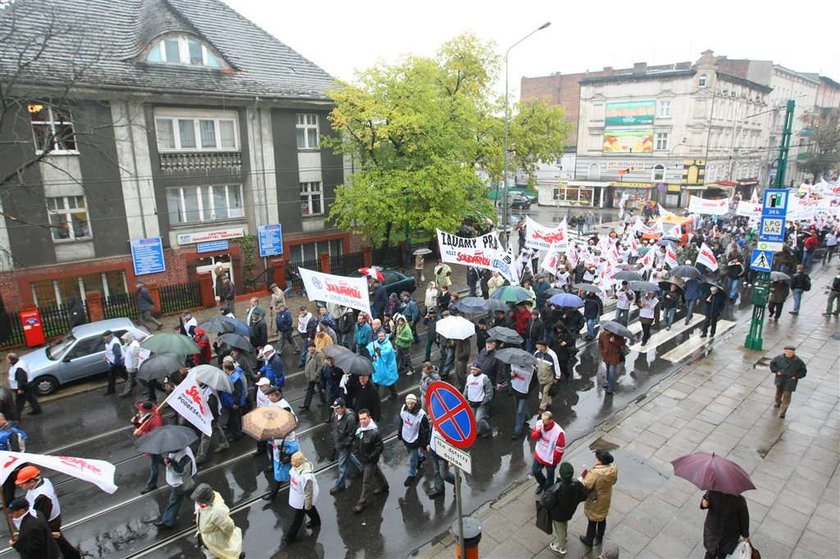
[225,0,838,98]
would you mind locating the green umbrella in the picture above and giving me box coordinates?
[490,285,532,304]
[141,333,200,355]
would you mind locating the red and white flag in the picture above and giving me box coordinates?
[0,451,117,493]
[566,244,579,269]
[638,249,655,271]
[750,188,759,204]
[697,242,719,271]
[164,370,213,436]
[665,245,679,269]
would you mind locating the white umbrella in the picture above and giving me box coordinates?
[435,316,475,340]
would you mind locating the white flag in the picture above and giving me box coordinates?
[665,245,679,269]
[638,249,655,271]
[0,451,117,494]
[697,242,719,272]
[165,370,213,436]
[298,268,372,317]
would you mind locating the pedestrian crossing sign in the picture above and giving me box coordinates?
[750,249,773,272]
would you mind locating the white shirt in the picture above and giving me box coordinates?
[510,364,534,395]
[399,406,426,444]
[104,337,121,365]
[123,340,141,371]
[289,465,319,510]
[297,313,311,335]
[165,448,197,487]
[25,478,60,521]
[616,289,634,310]
[465,373,488,403]
[532,421,565,465]
[639,297,659,319]
[8,360,30,390]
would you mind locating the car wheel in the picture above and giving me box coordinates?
[33,376,59,396]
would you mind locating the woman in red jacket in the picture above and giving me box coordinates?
[132,401,165,494]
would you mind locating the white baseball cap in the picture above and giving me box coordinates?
[255,377,271,386]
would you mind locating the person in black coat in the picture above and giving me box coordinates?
[249,312,268,350]
[769,345,807,418]
[348,374,381,422]
[66,296,87,328]
[7,353,41,417]
[8,498,60,559]
[700,286,727,338]
[542,463,588,555]
[525,310,545,353]
[700,490,750,559]
[475,318,490,353]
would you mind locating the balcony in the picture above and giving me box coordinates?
[159,151,242,173]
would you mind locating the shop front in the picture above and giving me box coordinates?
[539,181,609,208]
[609,182,654,210]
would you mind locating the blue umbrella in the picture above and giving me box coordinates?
[548,293,584,308]
[222,316,250,337]
[455,297,492,314]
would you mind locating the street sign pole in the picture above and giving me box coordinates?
[455,467,465,559]
[745,100,794,350]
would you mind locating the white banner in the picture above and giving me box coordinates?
[0,451,118,494]
[665,245,679,269]
[298,268,372,317]
[688,196,730,216]
[633,217,664,236]
[436,230,516,284]
[697,242,719,271]
[525,216,568,251]
[165,369,214,436]
[735,201,763,218]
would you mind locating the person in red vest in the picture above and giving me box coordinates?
[192,328,212,365]
[132,401,165,494]
[530,410,566,494]
[801,233,819,269]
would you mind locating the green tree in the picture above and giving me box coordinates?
[326,33,567,247]
[797,109,840,181]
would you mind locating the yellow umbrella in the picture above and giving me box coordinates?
[242,407,297,441]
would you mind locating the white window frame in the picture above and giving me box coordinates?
[698,74,708,88]
[658,100,671,118]
[29,105,77,154]
[155,116,239,152]
[167,184,245,224]
[46,195,92,242]
[655,132,669,151]
[147,35,223,68]
[300,181,324,216]
[296,114,320,149]
[652,164,666,182]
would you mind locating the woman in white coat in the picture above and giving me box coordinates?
[191,483,242,559]
[283,451,321,544]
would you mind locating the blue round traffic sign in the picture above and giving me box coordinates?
[425,381,476,449]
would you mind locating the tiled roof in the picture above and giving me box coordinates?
[0,0,335,99]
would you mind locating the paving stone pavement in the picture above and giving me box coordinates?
[420,266,840,559]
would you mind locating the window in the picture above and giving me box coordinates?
[658,100,671,118]
[155,117,238,151]
[29,104,76,152]
[46,196,91,241]
[167,184,244,224]
[146,35,222,68]
[31,270,127,306]
[296,114,319,149]
[652,164,665,181]
[655,132,669,151]
[300,182,323,215]
[289,238,343,263]
[698,74,708,88]
[587,163,601,180]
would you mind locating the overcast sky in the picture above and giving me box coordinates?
[225,0,839,98]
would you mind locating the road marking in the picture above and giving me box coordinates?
[660,320,736,362]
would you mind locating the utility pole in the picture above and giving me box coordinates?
[744,99,794,351]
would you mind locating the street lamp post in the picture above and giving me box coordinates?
[502,21,550,244]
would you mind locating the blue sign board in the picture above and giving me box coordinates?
[762,189,789,218]
[758,216,786,244]
[425,381,476,449]
[130,237,165,276]
[750,249,773,272]
[258,224,284,258]
[196,240,229,254]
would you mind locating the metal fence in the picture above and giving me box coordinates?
[0,312,25,349]
[103,292,138,320]
[287,258,321,290]
[371,245,403,267]
[0,301,88,349]
[330,251,365,276]
[159,282,202,315]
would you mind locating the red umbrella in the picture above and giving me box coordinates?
[671,452,756,495]
[359,266,385,282]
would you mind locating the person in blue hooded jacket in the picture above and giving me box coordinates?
[367,330,398,399]
[258,345,285,388]
[353,313,372,355]
[683,271,703,325]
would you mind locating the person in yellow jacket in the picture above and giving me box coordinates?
[191,483,243,559]
[579,449,618,548]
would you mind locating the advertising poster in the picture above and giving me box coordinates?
[603,128,654,153]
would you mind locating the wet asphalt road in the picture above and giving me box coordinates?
[0,268,789,559]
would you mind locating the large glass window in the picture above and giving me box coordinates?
[46,196,91,242]
[29,104,76,152]
[156,116,238,151]
[31,270,127,306]
[296,114,319,149]
[167,184,244,224]
[300,182,323,216]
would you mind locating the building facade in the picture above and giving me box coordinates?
[0,0,352,311]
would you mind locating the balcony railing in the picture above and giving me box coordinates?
[159,151,242,173]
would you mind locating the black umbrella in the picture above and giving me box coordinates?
[613,271,644,282]
[487,326,524,345]
[484,299,510,312]
[572,283,602,295]
[323,345,374,376]
[544,288,565,297]
[601,320,634,339]
[659,279,684,292]
[703,281,724,292]
[218,333,255,353]
[629,281,660,293]
[495,348,537,367]
[135,425,198,454]
[137,353,184,382]
[769,271,791,282]
[669,265,702,279]
[198,316,236,334]
[455,297,491,315]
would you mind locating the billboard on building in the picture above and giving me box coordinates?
[605,100,656,126]
[603,129,653,153]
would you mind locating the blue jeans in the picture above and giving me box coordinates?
[616,308,630,326]
[664,308,676,329]
[474,404,490,436]
[801,250,814,269]
[406,446,421,477]
[532,459,556,491]
[431,453,453,493]
[605,364,619,393]
[146,454,163,490]
[792,288,804,313]
[727,278,741,300]
[513,397,529,436]
[586,318,598,338]
[334,448,362,490]
[161,486,185,527]
[685,299,697,323]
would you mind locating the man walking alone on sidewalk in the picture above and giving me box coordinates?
[789,265,811,315]
[136,282,162,331]
[770,345,807,419]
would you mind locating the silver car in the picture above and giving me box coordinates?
[19,318,149,395]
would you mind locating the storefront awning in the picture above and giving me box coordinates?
[609,182,652,188]
[567,181,611,188]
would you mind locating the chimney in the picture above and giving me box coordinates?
[633,62,647,75]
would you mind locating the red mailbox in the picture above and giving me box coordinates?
[19,308,46,348]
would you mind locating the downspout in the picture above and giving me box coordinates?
[125,101,147,238]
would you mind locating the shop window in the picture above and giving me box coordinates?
[167,184,244,224]
[46,196,92,242]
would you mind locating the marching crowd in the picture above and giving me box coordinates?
[0,196,836,557]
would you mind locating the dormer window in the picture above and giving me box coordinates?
[146,35,223,68]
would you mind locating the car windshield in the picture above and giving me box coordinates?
[46,334,76,360]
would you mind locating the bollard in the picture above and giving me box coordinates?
[451,516,481,559]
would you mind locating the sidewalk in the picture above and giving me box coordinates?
[420,269,840,559]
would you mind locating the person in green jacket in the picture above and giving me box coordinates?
[394,315,415,376]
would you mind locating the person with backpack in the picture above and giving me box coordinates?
[825,273,840,316]
[788,264,811,315]
[542,462,588,555]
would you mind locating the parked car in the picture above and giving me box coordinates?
[351,267,416,297]
[510,194,531,210]
[18,318,149,395]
